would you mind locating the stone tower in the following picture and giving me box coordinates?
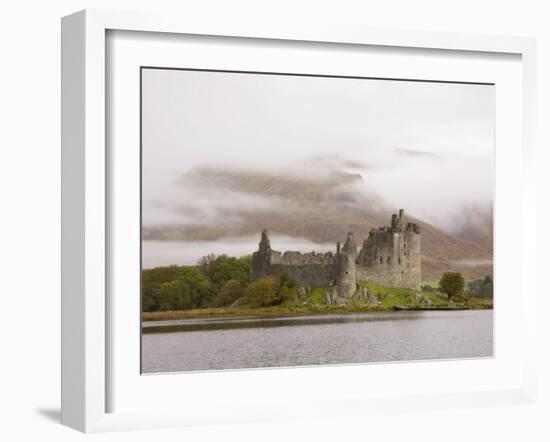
[251,229,272,280]
[356,209,421,290]
[335,232,357,298]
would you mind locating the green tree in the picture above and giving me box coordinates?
[197,253,217,279]
[203,254,251,288]
[141,293,156,312]
[244,277,280,307]
[141,280,160,312]
[279,272,298,290]
[156,279,192,310]
[142,265,180,285]
[439,272,465,302]
[466,275,493,298]
[175,266,218,308]
[242,274,298,307]
[481,275,494,298]
[217,279,244,306]
[141,264,219,311]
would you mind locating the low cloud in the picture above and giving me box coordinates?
[143,150,493,237]
[352,149,493,233]
[449,259,493,268]
[142,234,335,268]
[141,69,493,241]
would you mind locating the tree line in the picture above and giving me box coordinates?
[142,254,298,312]
[143,255,493,312]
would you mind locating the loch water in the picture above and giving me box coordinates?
[141,310,493,373]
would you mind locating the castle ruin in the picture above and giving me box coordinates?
[251,209,421,298]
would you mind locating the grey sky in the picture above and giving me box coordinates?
[142,68,494,233]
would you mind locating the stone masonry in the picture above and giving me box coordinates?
[251,209,421,297]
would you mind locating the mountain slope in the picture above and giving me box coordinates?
[143,165,493,280]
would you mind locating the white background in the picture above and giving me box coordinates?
[109,30,522,414]
[0,1,548,441]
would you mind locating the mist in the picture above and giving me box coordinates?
[141,68,494,264]
[142,235,336,269]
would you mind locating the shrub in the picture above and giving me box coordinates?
[438,272,465,301]
[217,279,244,306]
[242,274,298,307]
[244,277,280,307]
[279,272,298,290]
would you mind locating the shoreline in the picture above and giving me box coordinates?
[142,299,492,322]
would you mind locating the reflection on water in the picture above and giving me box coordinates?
[143,312,446,333]
[141,310,493,373]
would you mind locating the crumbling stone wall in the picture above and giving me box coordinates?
[251,231,337,287]
[271,250,336,266]
[269,263,335,287]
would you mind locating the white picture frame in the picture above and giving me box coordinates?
[61,9,537,433]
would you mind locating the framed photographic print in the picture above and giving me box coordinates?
[61,9,537,432]
[140,67,494,373]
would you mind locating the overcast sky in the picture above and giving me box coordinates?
[142,68,494,235]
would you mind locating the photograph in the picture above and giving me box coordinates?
[140,67,494,373]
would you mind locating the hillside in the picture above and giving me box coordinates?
[142,165,493,280]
